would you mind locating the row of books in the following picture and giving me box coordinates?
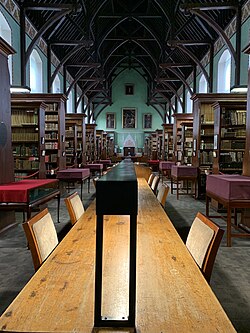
[12,132,38,141]
[15,159,39,170]
[13,145,38,157]
[45,123,58,130]
[12,110,38,125]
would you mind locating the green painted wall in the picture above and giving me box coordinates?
[95,69,164,151]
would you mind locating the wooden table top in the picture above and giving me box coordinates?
[0,178,236,333]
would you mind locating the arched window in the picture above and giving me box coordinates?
[177,98,183,113]
[186,91,193,113]
[0,11,12,83]
[67,90,73,113]
[217,49,231,93]
[30,49,43,92]
[52,74,61,93]
[199,74,208,93]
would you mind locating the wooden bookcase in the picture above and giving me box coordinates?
[172,113,193,163]
[86,124,97,162]
[192,93,247,169]
[181,121,193,165]
[11,100,46,178]
[11,94,67,177]
[155,129,163,160]
[96,129,105,161]
[65,121,77,167]
[243,44,250,177]
[213,100,247,174]
[148,132,158,160]
[192,93,247,198]
[0,38,16,232]
[162,124,173,161]
[65,114,86,166]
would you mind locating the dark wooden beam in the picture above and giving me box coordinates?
[160,63,193,68]
[50,40,93,46]
[168,40,211,46]
[65,63,101,68]
[180,2,237,11]
[156,78,181,82]
[24,3,81,11]
[78,78,105,81]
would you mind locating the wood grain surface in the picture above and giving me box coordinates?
[0,178,236,332]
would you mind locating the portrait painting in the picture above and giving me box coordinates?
[143,113,152,129]
[122,108,137,128]
[106,113,115,129]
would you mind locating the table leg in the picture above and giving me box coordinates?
[94,214,104,327]
[177,179,179,200]
[57,193,60,223]
[206,196,209,217]
[227,207,232,247]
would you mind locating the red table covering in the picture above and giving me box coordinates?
[0,179,58,203]
[206,174,250,201]
[57,168,90,180]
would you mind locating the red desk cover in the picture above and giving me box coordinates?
[57,168,90,180]
[206,174,250,201]
[0,179,58,203]
[148,160,159,165]
[84,164,103,170]
[159,161,175,171]
[171,165,198,177]
[98,160,111,164]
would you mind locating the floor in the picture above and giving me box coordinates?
[0,178,249,332]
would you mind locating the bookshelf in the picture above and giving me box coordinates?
[86,124,97,162]
[65,114,86,166]
[0,38,16,232]
[181,121,193,165]
[155,129,163,160]
[243,44,250,177]
[172,113,193,163]
[11,100,46,178]
[11,94,67,177]
[96,130,104,161]
[192,93,247,198]
[0,39,15,184]
[213,100,247,174]
[65,122,77,167]
[162,124,173,161]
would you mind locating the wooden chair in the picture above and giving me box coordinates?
[151,175,160,194]
[147,173,155,187]
[156,184,170,206]
[186,212,224,283]
[22,208,58,271]
[64,192,85,225]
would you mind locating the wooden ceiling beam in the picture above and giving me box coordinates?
[160,63,193,68]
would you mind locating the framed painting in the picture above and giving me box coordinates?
[106,113,115,129]
[143,113,152,129]
[122,108,137,128]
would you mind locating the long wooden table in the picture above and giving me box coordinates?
[0,178,236,332]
